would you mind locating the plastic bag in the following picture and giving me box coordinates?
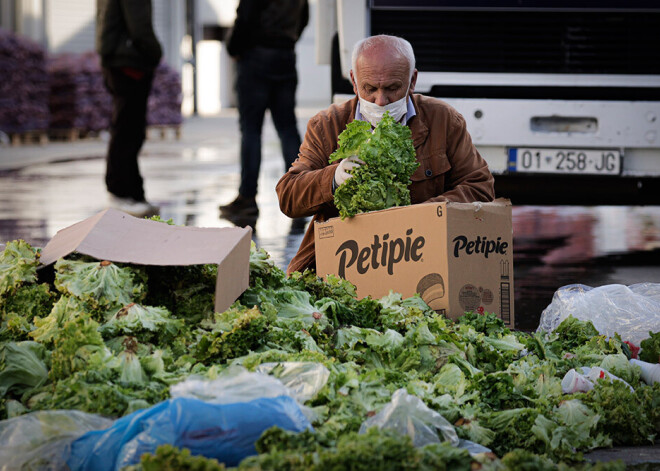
[458,439,492,456]
[561,366,633,394]
[170,364,327,422]
[0,410,112,471]
[358,389,459,448]
[630,359,660,385]
[537,283,660,345]
[67,395,312,471]
[255,362,330,402]
[561,368,595,394]
[584,366,633,391]
[169,365,291,404]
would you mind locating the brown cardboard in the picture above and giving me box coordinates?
[315,199,514,327]
[39,209,252,313]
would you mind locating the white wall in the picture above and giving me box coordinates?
[194,0,331,113]
[296,0,331,107]
[45,0,95,54]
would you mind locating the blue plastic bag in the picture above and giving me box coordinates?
[67,395,312,471]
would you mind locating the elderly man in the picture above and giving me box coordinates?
[277,34,495,275]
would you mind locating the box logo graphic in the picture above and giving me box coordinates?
[416,273,445,310]
[335,228,425,278]
[452,235,508,258]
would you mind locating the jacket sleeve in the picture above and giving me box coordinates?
[426,111,495,203]
[226,0,260,57]
[120,0,162,68]
[276,114,338,218]
[297,1,310,39]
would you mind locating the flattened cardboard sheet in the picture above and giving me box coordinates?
[39,209,252,313]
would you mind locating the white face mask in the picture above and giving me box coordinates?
[358,87,409,127]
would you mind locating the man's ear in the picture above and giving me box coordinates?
[409,69,418,95]
[350,70,359,96]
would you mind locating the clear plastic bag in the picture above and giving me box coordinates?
[630,359,660,385]
[169,365,290,403]
[0,410,112,471]
[358,388,459,448]
[537,283,660,346]
[170,364,328,422]
[255,362,330,403]
[561,366,633,394]
[561,368,594,394]
[458,439,492,456]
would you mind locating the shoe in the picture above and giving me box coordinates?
[219,195,258,217]
[108,194,159,218]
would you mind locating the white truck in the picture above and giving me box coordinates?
[315,0,660,204]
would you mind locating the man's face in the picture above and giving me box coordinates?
[350,45,417,106]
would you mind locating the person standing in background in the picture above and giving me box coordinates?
[219,0,309,218]
[96,0,162,217]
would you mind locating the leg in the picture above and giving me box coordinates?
[236,52,269,198]
[103,68,154,202]
[267,52,301,170]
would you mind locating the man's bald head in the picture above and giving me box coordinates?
[351,35,416,81]
[349,35,418,107]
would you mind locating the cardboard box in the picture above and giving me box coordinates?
[38,209,252,313]
[315,199,514,327]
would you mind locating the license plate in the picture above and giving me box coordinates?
[507,148,621,175]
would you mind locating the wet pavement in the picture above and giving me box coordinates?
[513,206,660,331]
[2,110,660,331]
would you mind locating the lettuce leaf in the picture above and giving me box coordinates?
[99,303,183,345]
[0,240,39,297]
[576,380,656,446]
[0,341,49,398]
[54,259,146,310]
[640,331,660,364]
[329,112,418,219]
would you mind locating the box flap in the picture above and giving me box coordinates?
[39,209,252,267]
[316,201,442,228]
[316,200,511,229]
[445,198,512,212]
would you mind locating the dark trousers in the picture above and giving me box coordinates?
[236,47,302,198]
[102,67,154,202]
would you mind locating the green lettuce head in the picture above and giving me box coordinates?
[54,259,146,310]
[329,112,418,219]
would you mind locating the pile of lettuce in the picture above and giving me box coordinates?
[329,112,419,219]
[0,237,659,471]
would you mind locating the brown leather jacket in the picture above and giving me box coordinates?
[276,94,495,275]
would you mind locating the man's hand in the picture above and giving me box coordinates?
[334,155,364,187]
